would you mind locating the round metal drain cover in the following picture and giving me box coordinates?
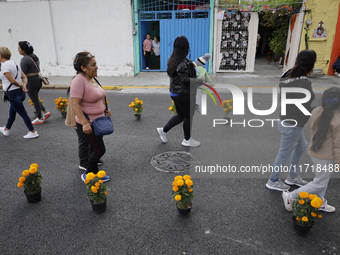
[151,151,199,173]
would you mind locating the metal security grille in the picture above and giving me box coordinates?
[219,11,250,71]
[140,0,210,12]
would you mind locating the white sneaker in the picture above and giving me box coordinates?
[23,131,39,139]
[157,127,167,143]
[182,138,200,147]
[336,72,340,78]
[0,126,9,136]
[319,199,336,212]
[146,67,150,70]
[282,191,293,211]
[32,118,44,125]
[43,111,51,120]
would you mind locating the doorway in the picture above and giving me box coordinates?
[140,21,160,71]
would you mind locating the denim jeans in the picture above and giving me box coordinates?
[270,120,308,182]
[6,89,34,131]
[290,157,333,201]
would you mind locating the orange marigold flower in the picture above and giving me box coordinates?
[298,200,305,205]
[301,216,308,222]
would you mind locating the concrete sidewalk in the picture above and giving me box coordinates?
[1,63,339,92]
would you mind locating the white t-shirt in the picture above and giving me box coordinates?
[152,40,160,56]
[0,60,22,91]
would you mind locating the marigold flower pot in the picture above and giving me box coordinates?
[223,116,231,125]
[134,114,141,121]
[176,202,192,217]
[292,216,313,236]
[24,189,41,203]
[91,200,107,214]
[61,112,67,118]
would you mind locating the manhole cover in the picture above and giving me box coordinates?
[151,151,200,173]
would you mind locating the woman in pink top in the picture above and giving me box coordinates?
[70,52,111,182]
[143,33,152,70]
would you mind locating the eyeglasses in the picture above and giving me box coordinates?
[73,53,94,65]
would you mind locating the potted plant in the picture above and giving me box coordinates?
[171,175,194,217]
[54,97,68,118]
[84,171,108,214]
[169,100,177,115]
[28,98,45,118]
[17,163,42,203]
[129,97,144,120]
[292,191,323,236]
[222,99,233,124]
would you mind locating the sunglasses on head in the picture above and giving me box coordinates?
[74,53,94,65]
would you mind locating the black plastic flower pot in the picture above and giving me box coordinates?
[91,200,107,214]
[25,190,41,203]
[176,202,192,217]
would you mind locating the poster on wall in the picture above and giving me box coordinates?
[219,11,250,71]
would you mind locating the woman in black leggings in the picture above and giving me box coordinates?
[157,36,203,147]
[18,41,50,125]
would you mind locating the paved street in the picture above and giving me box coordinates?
[0,73,340,255]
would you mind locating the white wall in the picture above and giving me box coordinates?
[0,0,134,76]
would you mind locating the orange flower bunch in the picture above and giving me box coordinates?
[17,163,42,194]
[85,171,108,204]
[293,191,322,227]
[129,97,144,115]
[222,99,233,118]
[55,97,69,112]
[171,175,194,209]
[28,98,44,108]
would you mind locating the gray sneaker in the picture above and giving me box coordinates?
[157,127,167,143]
[266,179,290,191]
[285,176,308,187]
[182,138,200,147]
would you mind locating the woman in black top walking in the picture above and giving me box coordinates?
[157,36,203,147]
[18,41,50,125]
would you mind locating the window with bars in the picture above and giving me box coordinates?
[140,0,210,12]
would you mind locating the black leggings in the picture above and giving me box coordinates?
[26,76,45,119]
[75,127,93,169]
[76,123,106,174]
[163,95,195,140]
[145,51,151,68]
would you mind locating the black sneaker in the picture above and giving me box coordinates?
[97,160,103,166]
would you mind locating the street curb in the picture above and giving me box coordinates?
[0,85,122,90]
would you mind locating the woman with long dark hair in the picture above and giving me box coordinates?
[18,41,50,124]
[282,87,340,212]
[266,50,317,191]
[157,36,203,147]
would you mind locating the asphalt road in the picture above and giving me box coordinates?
[0,89,339,255]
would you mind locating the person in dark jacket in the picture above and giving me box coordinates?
[18,41,50,125]
[332,56,340,77]
[266,49,317,191]
[157,36,203,147]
